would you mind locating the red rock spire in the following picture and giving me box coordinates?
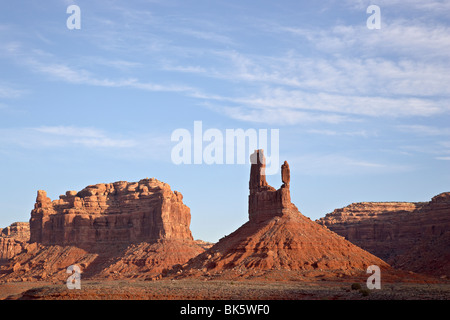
[249,149,269,193]
[248,150,295,223]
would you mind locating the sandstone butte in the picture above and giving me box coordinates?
[169,150,391,281]
[317,193,450,278]
[0,178,207,282]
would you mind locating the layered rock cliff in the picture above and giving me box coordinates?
[317,193,450,277]
[29,178,194,248]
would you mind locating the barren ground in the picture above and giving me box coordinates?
[1,279,449,300]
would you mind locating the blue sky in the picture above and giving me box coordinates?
[1,0,449,242]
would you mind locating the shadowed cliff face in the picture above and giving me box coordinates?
[29,178,193,248]
[317,192,450,277]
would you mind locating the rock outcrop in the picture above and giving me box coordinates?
[171,150,389,280]
[0,222,30,261]
[30,178,194,248]
[317,193,450,277]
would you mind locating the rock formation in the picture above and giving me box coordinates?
[1,178,206,282]
[317,192,450,277]
[171,150,389,280]
[0,222,30,261]
[248,150,297,223]
[0,222,30,241]
[29,178,194,247]
[281,161,290,187]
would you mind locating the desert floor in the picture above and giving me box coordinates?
[1,279,449,300]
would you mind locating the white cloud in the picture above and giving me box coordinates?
[396,125,450,136]
[1,41,199,95]
[346,0,450,14]
[35,126,103,137]
[172,27,235,45]
[0,83,24,99]
[280,19,450,61]
[205,87,447,123]
[307,129,369,137]
[81,57,143,71]
[21,56,198,94]
[163,46,450,123]
[287,153,412,176]
[0,126,137,149]
[215,104,351,125]
[36,126,138,148]
[3,6,450,127]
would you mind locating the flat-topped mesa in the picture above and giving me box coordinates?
[29,178,194,247]
[248,150,297,223]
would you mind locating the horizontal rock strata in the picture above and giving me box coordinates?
[317,193,450,277]
[29,178,194,248]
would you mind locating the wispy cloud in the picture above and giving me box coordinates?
[346,0,450,14]
[0,126,137,149]
[307,129,370,137]
[171,27,235,45]
[396,125,450,136]
[199,86,447,125]
[0,83,25,99]
[3,3,450,127]
[0,125,175,163]
[161,44,450,123]
[288,153,412,176]
[80,57,143,71]
[1,41,199,95]
[212,103,351,125]
[279,19,450,61]
[22,55,197,94]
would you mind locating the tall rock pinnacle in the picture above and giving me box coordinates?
[281,161,290,187]
[248,150,296,223]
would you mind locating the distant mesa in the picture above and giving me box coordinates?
[171,149,389,280]
[0,222,30,261]
[317,192,450,278]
